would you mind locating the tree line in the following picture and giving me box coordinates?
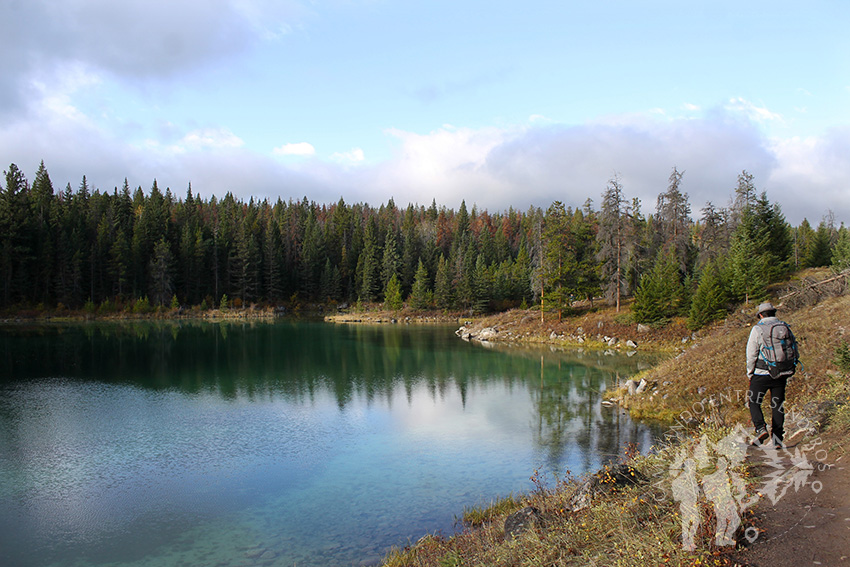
[1,161,848,328]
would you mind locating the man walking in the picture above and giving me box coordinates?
[746,302,796,449]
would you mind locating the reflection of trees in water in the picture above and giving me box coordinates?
[530,356,657,473]
[1,323,659,453]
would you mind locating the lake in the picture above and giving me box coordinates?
[0,320,663,567]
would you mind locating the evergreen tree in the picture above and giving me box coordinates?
[263,216,283,302]
[832,226,850,272]
[696,202,729,269]
[381,228,401,292]
[234,217,261,304]
[728,213,769,304]
[805,221,833,267]
[0,164,32,307]
[726,178,790,303]
[571,206,600,306]
[434,254,454,311]
[656,166,693,273]
[472,254,491,313]
[408,259,431,310]
[319,258,342,301]
[687,261,730,330]
[384,273,403,311]
[794,218,816,269]
[149,237,174,307]
[359,218,381,301]
[541,201,574,320]
[30,161,55,304]
[597,174,632,310]
[633,250,683,325]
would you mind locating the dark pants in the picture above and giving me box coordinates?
[748,375,787,442]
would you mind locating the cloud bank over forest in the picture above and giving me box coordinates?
[1,0,847,225]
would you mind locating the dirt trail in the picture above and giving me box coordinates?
[735,431,850,566]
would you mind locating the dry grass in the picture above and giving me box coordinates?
[626,292,850,427]
[382,434,751,567]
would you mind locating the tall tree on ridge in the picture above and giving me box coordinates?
[597,174,632,311]
[656,166,693,274]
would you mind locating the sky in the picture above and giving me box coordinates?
[1,0,849,225]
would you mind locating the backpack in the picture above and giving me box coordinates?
[756,319,800,379]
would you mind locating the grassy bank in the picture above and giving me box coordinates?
[378,273,850,567]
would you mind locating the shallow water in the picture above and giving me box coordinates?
[0,320,662,567]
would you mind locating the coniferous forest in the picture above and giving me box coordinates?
[1,161,848,328]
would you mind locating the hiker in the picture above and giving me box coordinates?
[746,302,797,449]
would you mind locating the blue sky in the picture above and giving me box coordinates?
[2,0,849,224]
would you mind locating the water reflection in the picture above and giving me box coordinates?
[0,321,664,567]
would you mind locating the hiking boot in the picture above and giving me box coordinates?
[752,429,769,446]
[773,439,784,449]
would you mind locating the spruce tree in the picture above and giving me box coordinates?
[633,251,683,325]
[149,237,174,307]
[408,259,431,310]
[687,261,729,330]
[434,254,453,311]
[384,273,403,311]
[805,222,833,267]
[832,226,850,272]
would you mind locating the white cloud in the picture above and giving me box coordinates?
[179,128,245,151]
[0,0,306,120]
[273,142,316,156]
[330,147,366,163]
[766,128,850,221]
[0,94,847,226]
[725,97,784,125]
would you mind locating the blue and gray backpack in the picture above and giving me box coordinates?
[755,319,800,379]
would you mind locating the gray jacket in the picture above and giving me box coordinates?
[746,316,781,379]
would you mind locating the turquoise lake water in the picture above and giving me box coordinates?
[0,320,663,567]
